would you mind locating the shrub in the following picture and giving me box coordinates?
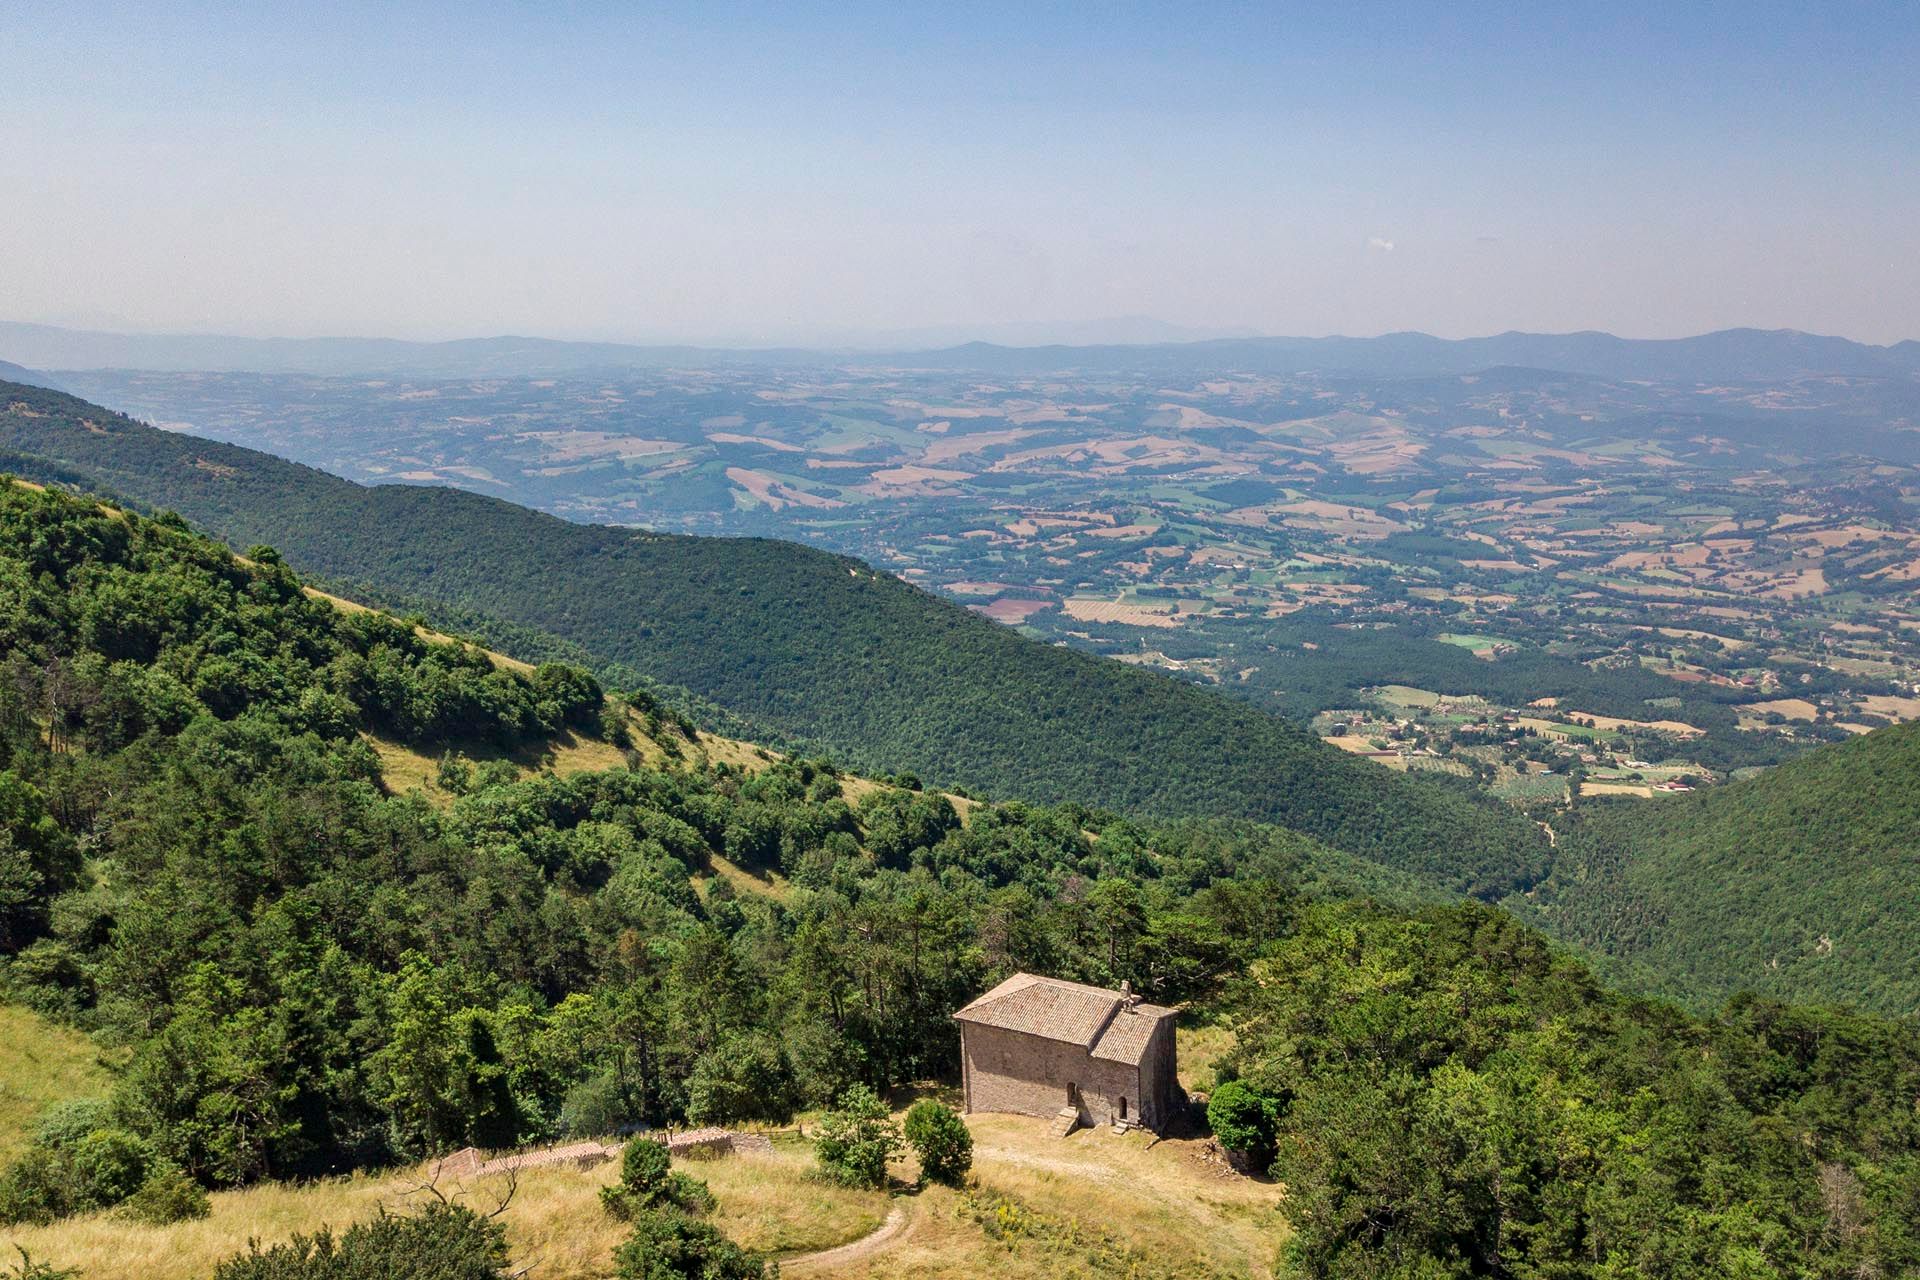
[812,1084,902,1189]
[903,1099,972,1187]
[560,1072,632,1139]
[2,1248,79,1280]
[0,1122,157,1224]
[1206,1081,1277,1168]
[29,1102,111,1151]
[210,1202,511,1279]
[0,1151,66,1226]
[685,1035,798,1126]
[611,1208,769,1280]
[119,1160,212,1224]
[600,1138,716,1222]
[67,1128,154,1210]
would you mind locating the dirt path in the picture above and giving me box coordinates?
[780,1202,912,1275]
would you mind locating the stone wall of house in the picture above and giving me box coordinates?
[1134,1017,1180,1131]
[962,1024,1141,1128]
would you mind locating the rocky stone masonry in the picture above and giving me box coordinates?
[429,1128,773,1179]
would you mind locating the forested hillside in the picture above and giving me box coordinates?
[0,380,1545,896]
[1517,722,1920,1015]
[0,478,1320,1205]
[1217,902,1920,1277]
[4,478,1920,1279]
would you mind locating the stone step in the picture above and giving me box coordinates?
[1046,1106,1081,1140]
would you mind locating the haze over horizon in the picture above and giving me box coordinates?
[5,1,1918,346]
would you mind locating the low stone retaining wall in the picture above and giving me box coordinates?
[430,1128,773,1179]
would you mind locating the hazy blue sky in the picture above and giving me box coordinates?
[5,1,1917,344]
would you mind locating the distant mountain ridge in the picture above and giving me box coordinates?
[3,319,1915,383]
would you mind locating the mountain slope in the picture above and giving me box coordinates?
[0,360,66,393]
[0,379,1545,894]
[1517,721,1920,1014]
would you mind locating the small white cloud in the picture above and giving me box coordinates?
[1367,236,1395,253]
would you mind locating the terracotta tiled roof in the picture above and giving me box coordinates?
[1090,1001,1175,1064]
[954,973,1174,1064]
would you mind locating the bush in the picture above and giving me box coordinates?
[1206,1081,1277,1168]
[903,1100,972,1187]
[812,1084,902,1189]
[0,1122,157,1224]
[0,1151,66,1226]
[30,1102,111,1151]
[611,1208,769,1280]
[67,1128,154,1210]
[685,1035,798,1126]
[600,1138,716,1222]
[119,1160,211,1224]
[2,1249,79,1280]
[560,1072,632,1139]
[210,1202,511,1279]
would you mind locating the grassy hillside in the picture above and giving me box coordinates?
[0,1108,1283,1280]
[0,1135,886,1280]
[1517,720,1920,1014]
[0,1007,114,1163]
[0,379,1545,896]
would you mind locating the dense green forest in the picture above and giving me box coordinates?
[0,480,1320,1196]
[1217,902,1920,1277]
[3,480,1920,1277]
[1515,722,1920,1016]
[0,379,1548,897]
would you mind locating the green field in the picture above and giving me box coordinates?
[1437,633,1506,650]
[0,1006,115,1161]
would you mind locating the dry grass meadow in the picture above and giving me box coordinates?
[0,1134,887,1280]
[2,1080,1286,1279]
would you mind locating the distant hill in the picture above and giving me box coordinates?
[0,378,1545,895]
[0,359,67,393]
[1517,721,1920,1015]
[4,319,1915,383]
[900,328,1920,382]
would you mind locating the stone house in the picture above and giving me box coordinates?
[953,973,1180,1133]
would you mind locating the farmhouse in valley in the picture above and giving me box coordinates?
[954,973,1180,1134]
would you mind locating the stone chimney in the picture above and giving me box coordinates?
[1120,979,1140,1010]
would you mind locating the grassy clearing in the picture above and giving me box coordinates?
[704,1136,888,1255]
[696,853,795,903]
[1175,1015,1237,1093]
[0,1140,883,1280]
[0,1006,115,1162]
[829,1113,1286,1280]
[367,727,650,807]
[1369,684,1442,709]
[1436,633,1505,650]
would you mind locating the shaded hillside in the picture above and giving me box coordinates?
[1518,721,1920,1014]
[0,379,1545,894]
